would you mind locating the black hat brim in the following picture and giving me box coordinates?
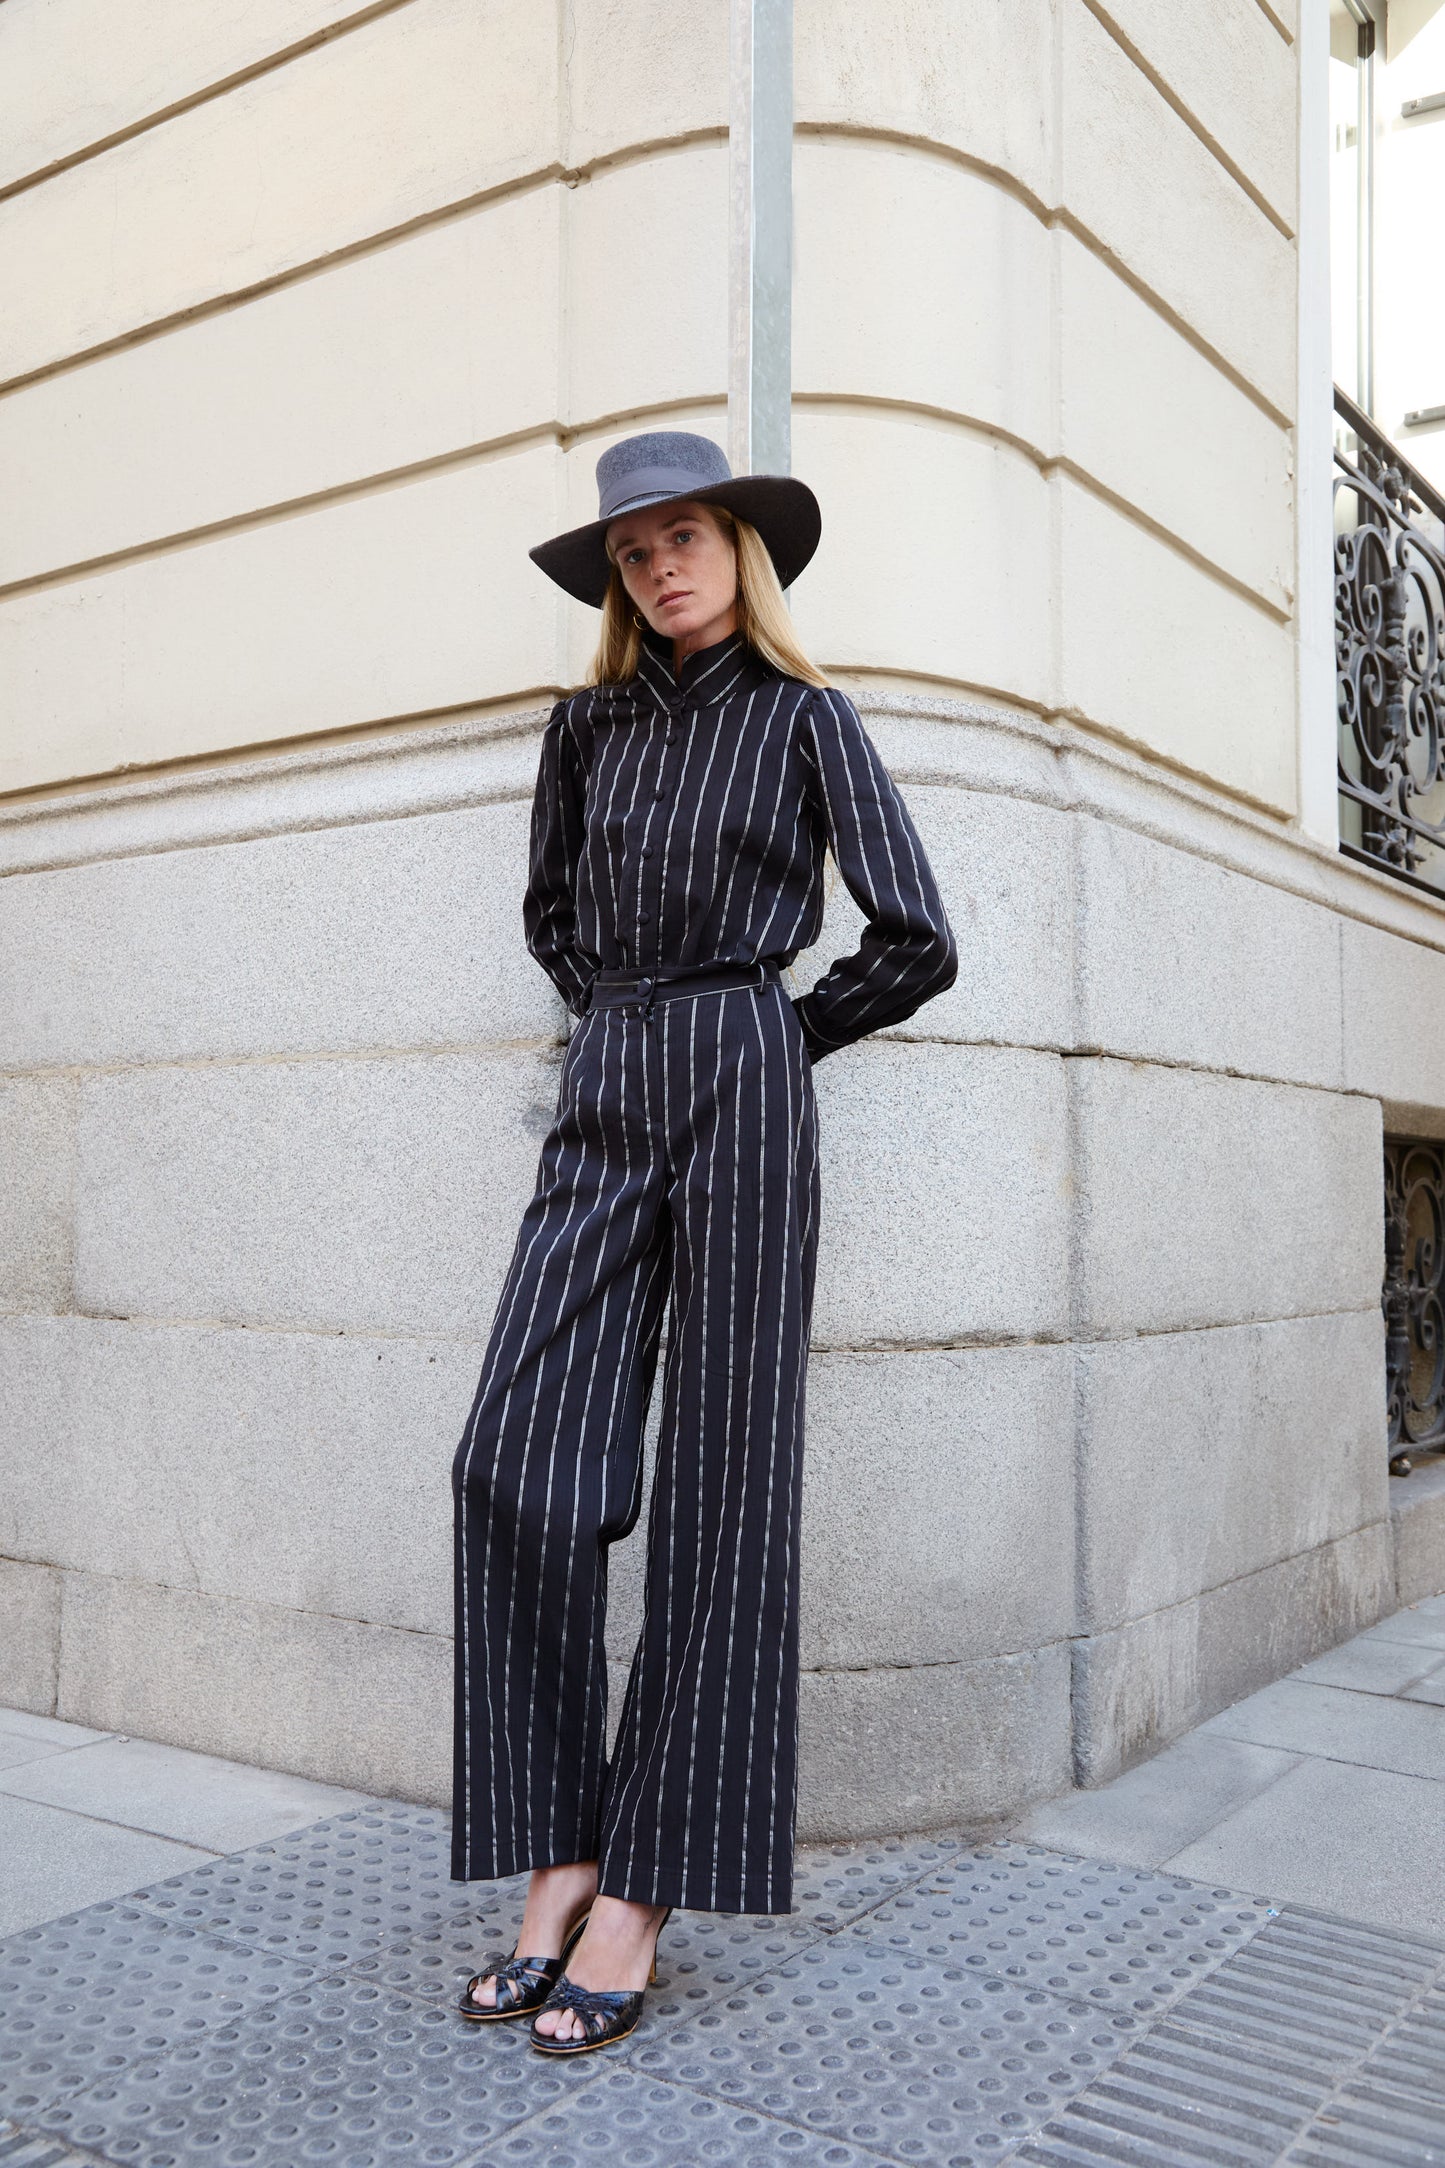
[528,474,822,606]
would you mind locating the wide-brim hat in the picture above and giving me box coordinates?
[529,429,821,606]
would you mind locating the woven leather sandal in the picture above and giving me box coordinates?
[529,1906,672,2056]
[457,1906,592,2022]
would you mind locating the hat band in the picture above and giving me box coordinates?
[598,464,729,522]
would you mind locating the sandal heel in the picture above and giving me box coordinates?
[650,1905,672,1984]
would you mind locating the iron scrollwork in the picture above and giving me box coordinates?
[1383,1136,1445,1473]
[1335,387,1445,895]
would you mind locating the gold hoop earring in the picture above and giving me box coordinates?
[632,610,646,629]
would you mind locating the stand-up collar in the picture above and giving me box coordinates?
[635,631,766,708]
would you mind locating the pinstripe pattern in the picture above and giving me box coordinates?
[451,635,954,1913]
[524,634,958,1061]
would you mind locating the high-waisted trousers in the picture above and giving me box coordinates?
[451,965,819,1915]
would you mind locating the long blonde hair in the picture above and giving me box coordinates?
[589,505,828,688]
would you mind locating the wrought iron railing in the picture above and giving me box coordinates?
[1335,387,1445,896]
[1384,1136,1445,1474]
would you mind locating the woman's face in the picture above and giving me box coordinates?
[606,501,739,658]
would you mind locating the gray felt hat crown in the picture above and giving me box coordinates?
[529,429,822,607]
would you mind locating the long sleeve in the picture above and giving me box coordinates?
[793,687,957,1061]
[522,700,595,1016]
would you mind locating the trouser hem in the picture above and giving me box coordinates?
[448,1835,601,1885]
[595,1865,794,1915]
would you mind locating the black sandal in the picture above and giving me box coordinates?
[529,1906,672,2056]
[457,1906,592,2022]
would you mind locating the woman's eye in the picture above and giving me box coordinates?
[673,529,694,544]
[623,549,644,564]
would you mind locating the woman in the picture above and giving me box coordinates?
[452,429,956,2055]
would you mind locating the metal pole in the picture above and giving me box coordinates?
[728,0,793,477]
[1358,13,1375,415]
[1342,0,1377,414]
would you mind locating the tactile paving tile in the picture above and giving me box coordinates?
[128,1802,500,1974]
[471,2068,896,2168]
[1165,1909,1444,2076]
[629,1931,1141,2165]
[1288,2079,1445,2167]
[30,1973,594,2168]
[787,1831,968,1932]
[1012,2012,1331,2166]
[1014,1905,1445,2168]
[1352,1979,1445,2107]
[0,2122,117,2168]
[356,1904,817,2034]
[0,1905,321,2122]
[837,1843,1268,2018]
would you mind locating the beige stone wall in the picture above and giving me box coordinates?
[788,0,1299,813]
[0,0,730,791]
[3,0,1297,820]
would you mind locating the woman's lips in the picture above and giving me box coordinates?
[657,591,691,611]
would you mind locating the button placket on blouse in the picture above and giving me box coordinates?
[636,699,678,957]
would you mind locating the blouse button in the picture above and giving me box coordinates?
[641,845,654,859]
[639,911,651,924]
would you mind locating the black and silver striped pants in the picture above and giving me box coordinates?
[450,967,819,1915]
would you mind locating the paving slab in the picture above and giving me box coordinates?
[1293,1633,1445,1695]
[474,2068,898,2167]
[787,1828,968,1931]
[1162,1757,1445,1937]
[0,1733,376,1851]
[1404,1667,1445,1707]
[1015,1907,1445,2167]
[30,1970,596,2168]
[1357,1607,1445,1650]
[0,2123,103,2167]
[0,1901,323,2123]
[1010,1733,1301,1871]
[1357,1977,1445,2108]
[130,1799,490,1970]
[632,1930,1146,2165]
[0,1735,88,1776]
[0,1712,113,1750]
[1288,2078,1445,2168]
[1200,1677,1445,1781]
[0,1796,213,1940]
[831,1844,1267,2022]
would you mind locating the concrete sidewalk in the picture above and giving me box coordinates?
[1013,1589,1445,1942]
[0,1598,1442,2166]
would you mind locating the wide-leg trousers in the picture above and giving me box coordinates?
[450,969,819,1915]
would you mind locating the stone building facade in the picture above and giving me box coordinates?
[2,0,1443,1839]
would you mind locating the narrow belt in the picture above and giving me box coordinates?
[586,960,780,1012]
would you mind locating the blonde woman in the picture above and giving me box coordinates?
[451,430,956,2054]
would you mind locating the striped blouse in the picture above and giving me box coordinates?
[523,632,957,1061]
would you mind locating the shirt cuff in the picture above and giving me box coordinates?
[791,995,837,1064]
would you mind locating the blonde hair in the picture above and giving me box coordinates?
[589,505,828,688]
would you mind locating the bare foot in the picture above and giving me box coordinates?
[468,1858,598,2009]
[531,1895,669,2042]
